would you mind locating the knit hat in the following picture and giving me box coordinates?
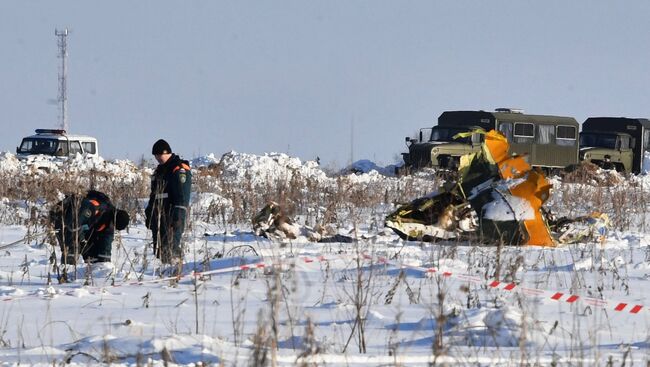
[152,139,172,155]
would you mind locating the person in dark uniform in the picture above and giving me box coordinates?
[50,190,130,265]
[145,139,192,264]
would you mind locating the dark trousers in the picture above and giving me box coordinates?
[55,227,113,264]
[84,231,114,263]
[150,210,185,263]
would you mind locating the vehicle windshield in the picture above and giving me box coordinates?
[579,133,617,149]
[18,138,67,156]
[429,127,473,143]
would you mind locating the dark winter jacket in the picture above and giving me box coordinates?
[50,190,117,262]
[145,154,192,229]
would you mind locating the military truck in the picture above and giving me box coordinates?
[579,117,650,174]
[402,109,580,171]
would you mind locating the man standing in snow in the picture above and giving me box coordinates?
[50,190,130,265]
[145,139,192,264]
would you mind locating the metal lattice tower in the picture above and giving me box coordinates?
[55,28,68,131]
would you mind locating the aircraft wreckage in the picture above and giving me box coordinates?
[252,201,354,243]
[251,129,607,246]
[386,129,608,246]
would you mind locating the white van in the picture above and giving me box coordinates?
[16,129,99,159]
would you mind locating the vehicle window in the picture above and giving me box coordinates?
[19,138,59,154]
[54,141,69,156]
[514,123,534,138]
[537,125,555,145]
[70,141,83,155]
[557,126,576,139]
[619,137,630,150]
[497,122,513,140]
[579,133,617,149]
[644,129,650,150]
[430,127,472,143]
[82,142,96,154]
[556,125,576,147]
[19,139,33,152]
[513,122,534,143]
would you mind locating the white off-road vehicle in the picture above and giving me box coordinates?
[16,129,99,159]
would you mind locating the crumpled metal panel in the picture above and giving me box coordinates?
[386,129,559,246]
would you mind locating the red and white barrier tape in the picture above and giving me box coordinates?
[488,280,642,314]
[372,254,646,316]
[1,251,647,317]
[225,252,648,316]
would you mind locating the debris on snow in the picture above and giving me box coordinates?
[385,130,610,246]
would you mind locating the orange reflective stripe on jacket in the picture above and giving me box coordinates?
[89,199,101,216]
[172,163,191,173]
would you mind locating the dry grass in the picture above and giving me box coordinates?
[1,156,647,365]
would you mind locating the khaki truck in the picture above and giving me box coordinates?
[579,117,650,174]
[402,126,482,170]
[402,109,580,171]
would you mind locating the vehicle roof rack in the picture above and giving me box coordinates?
[495,108,524,114]
[35,129,67,135]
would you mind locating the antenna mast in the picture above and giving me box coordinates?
[350,116,355,165]
[55,28,68,131]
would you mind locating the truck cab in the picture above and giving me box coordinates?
[403,126,483,169]
[580,117,650,174]
[425,125,484,169]
[16,129,99,159]
[579,132,633,172]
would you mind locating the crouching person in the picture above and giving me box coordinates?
[50,190,130,265]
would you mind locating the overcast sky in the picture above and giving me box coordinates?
[1,1,649,167]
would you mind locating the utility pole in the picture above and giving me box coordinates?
[350,116,355,165]
[55,28,68,131]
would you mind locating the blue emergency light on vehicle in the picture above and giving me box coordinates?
[35,129,67,135]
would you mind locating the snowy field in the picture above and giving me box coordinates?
[0,152,649,366]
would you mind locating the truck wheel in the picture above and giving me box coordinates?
[437,156,449,168]
[396,165,411,176]
[601,161,614,170]
[541,167,560,176]
[448,157,460,170]
[613,163,625,172]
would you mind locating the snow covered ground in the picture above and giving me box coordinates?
[0,152,649,366]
